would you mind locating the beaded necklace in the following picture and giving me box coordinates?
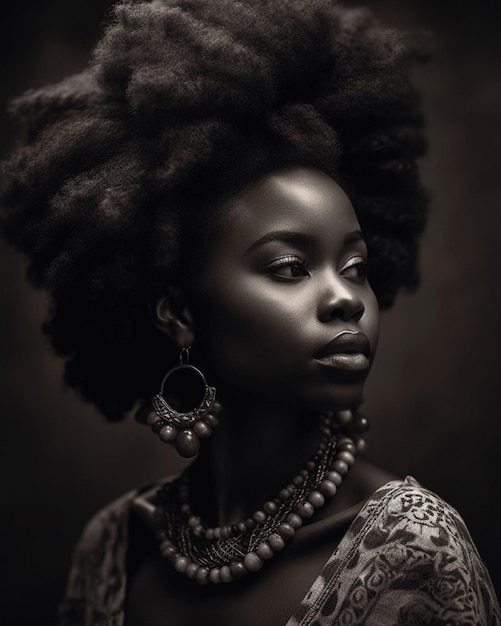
[153,409,368,585]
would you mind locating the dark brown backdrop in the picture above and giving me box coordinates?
[1,1,500,624]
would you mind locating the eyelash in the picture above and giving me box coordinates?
[341,256,368,280]
[264,255,310,281]
[264,255,368,282]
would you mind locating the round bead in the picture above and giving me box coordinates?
[354,414,369,433]
[337,451,355,466]
[174,556,189,574]
[204,413,219,428]
[213,527,222,539]
[293,475,304,487]
[245,518,257,530]
[237,521,247,533]
[205,528,215,540]
[253,510,266,523]
[187,515,200,528]
[159,424,177,443]
[296,501,315,518]
[332,459,349,476]
[264,500,278,514]
[286,513,303,529]
[326,470,343,486]
[279,488,291,502]
[221,526,231,539]
[193,525,203,538]
[268,533,285,551]
[186,562,199,579]
[305,461,316,471]
[209,568,221,584]
[219,565,233,583]
[212,400,223,414]
[244,552,264,572]
[151,419,166,434]
[166,545,178,559]
[175,430,200,458]
[299,469,309,478]
[319,479,337,498]
[308,490,325,509]
[338,440,356,455]
[193,421,212,438]
[146,410,160,426]
[195,567,210,585]
[230,562,247,579]
[356,437,367,453]
[159,540,173,557]
[277,523,296,540]
[256,542,274,560]
[337,409,353,425]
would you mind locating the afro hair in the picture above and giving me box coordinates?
[0,0,428,420]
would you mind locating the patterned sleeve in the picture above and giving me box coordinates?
[289,477,501,626]
[58,491,134,626]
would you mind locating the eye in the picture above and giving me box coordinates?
[340,255,368,281]
[264,255,310,282]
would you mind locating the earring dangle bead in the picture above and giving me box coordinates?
[147,347,222,458]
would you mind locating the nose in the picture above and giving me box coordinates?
[317,269,364,323]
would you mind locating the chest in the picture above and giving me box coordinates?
[124,533,338,626]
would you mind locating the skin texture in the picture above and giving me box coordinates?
[130,167,390,625]
[178,166,379,411]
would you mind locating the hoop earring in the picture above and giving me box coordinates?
[147,348,222,458]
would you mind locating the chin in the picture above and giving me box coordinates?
[304,382,367,412]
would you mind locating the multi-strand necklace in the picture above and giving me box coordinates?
[153,409,368,585]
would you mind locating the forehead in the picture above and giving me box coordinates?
[219,166,360,247]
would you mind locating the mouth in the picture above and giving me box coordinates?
[314,331,371,372]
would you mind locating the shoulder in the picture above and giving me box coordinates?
[58,483,159,626]
[70,487,139,565]
[299,477,501,625]
[348,476,489,586]
[68,478,167,560]
[353,477,500,623]
[360,475,474,547]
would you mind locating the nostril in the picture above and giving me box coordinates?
[317,272,365,323]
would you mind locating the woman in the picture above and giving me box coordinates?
[1,0,499,624]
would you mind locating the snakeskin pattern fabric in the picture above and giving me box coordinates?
[59,477,500,625]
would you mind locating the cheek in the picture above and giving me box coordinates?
[363,288,380,356]
[197,277,311,381]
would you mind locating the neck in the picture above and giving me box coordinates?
[189,393,323,527]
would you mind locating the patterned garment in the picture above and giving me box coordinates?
[59,477,500,625]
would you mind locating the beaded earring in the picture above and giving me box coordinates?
[146,347,223,458]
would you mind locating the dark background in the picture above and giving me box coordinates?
[1,1,500,624]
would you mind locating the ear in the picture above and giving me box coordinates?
[153,286,195,349]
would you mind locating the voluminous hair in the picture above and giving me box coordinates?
[0,0,428,420]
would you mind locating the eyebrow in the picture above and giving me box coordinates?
[247,231,312,254]
[247,229,365,254]
[344,229,364,244]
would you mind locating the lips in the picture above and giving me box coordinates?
[314,331,371,372]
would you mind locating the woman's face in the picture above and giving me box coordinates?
[191,166,379,411]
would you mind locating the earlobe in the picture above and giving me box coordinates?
[154,290,195,349]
